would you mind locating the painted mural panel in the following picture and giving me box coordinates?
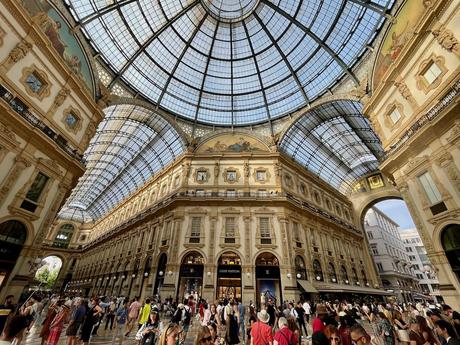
[21,0,94,94]
[197,134,269,153]
[372,0,425,89]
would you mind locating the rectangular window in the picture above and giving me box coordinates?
[196,189,205,196]
[423,62,442,84]
[389,108,401,124]
[418,172,442,204]
[259,217,271,244]
[21,172,49,212]
[224,217,235,243]
[376,263,383,272]
[293,222,301,247]
[256,170,266,181]
[367,231,373,239]
[26,73,44,93]
[190,217,201,243]
[226,170,237,182]
[226,189,236,197]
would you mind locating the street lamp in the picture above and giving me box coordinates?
[296,273,301,279]
[287,273,292,279]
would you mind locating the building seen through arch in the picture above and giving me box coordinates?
[0,0,459,308]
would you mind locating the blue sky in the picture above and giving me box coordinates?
[374,199,416,230]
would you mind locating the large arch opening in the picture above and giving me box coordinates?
[0,220,28,290]
[178,251,204,302]
[362,198,436,303]
[255,252,281,307]
[441,224,460,281]
[34,256,63,290]
[216,252,242,300]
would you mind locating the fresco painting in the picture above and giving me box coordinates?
[21,0,94,93]
[373,0,424,88]
[198,134,269,153]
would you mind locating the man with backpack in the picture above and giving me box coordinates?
[181,303,192,344]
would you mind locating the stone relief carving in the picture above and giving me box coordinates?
[431,22,459,55]
[48,87,70,116]
[394,78,418,109]
[1,39,33,71]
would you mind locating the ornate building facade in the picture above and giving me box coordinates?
[0,0,458,308]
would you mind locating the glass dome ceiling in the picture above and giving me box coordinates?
[66,0,393,126]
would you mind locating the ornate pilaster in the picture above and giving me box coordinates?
[396,182,433,252]
[435,152,460,194]
[181,161,191,187]
[0,156,31,207]
[0,39,33,72]
[431,21,460,56]
[47,87,70,116]
[277,215,291,266]
[208,213,218,261]
[243,212,251,263]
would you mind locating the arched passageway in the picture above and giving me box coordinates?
[34,256,63,290]
[216,252,242,300]
[255,252,281,306]
[0,220,27,290]
[441,224,460,281]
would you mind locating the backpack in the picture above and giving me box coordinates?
[183,307,191,324]
[171,308,182,324]
[279,328,293,345]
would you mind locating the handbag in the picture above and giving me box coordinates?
[396,329,410,342]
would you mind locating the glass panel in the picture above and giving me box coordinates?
[66,0,395,126]
[225,217,235,238]
[25,73,43,93]
[424,62,442,84]
[25,173,49,202]
[389,108,400,124]
[259,217,270,238]
[66,113,78,127]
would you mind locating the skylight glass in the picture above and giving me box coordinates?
[58,104,186,222]
[66,0,394,126]
[279,100,384,194]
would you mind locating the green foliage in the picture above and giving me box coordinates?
[35,266,59,288]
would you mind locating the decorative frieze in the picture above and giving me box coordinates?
[47,87,70,116]
[394,77,418,109]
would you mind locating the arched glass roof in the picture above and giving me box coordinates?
[279,100,384,194]
[66,0,393,126]
[58,104,186,222]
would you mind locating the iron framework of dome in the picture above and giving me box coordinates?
[65,0,394,126]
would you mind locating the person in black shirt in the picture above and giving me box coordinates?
[295,301,308,337]
[266,299,276,328]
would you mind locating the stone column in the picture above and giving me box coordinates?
[427,251,460,310]
[0,156,31,207]
[208,213,218,260]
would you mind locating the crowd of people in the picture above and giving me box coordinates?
[1,292,460,345]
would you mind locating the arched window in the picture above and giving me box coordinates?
[313,259,323,281]
[53,224,74,248]
[351,268,358,284]
[0,220,27,245]
[328,263,337,283]
[340,265,349,283]
[441,224,460,280]
[295,256,307,280]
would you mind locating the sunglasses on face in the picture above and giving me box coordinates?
[200,336,213,343]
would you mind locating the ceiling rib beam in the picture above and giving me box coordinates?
[74,0,137,28]
[108,0,200,89]
[242,20,274,137]
[260,0,359,86]
[157,13,209,106]
[253,12,310,105]
[347,0,390,15]
[191,20,220,137]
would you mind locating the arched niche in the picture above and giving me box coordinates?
[441,224,460,281]
[216,252,242,300]
[255,252,281,307]
[178,251,204,302]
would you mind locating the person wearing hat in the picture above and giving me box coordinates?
[136,307,163,345]
[313,305,328,334]
[251,309,273,345]
[46,304,70,345]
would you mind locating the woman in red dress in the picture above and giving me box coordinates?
[46,304,70,345]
